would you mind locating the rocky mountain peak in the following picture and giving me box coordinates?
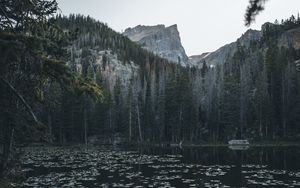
[123,24,189,66]
[238,29,262,46]
[261,22,274,33]
[189,29,262,67]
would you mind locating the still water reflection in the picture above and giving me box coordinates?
[20,146,300,187]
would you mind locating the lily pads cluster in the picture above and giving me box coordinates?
[244,167,300,187]
[18,146,300,187]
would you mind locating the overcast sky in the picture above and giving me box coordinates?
[56,0,300,56]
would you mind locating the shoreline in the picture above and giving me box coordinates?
[18,141,300,149]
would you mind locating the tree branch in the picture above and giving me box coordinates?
[245,0,268,26]
[0,5,14,30]
[0,77,39,124]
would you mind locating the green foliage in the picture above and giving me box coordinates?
[0,0,58,32]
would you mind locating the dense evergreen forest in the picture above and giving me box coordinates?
[1,0,300,177]
[47,14,300,145]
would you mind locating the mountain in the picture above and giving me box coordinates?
[190,22,300,67]
[189,29,262,67]
[123,24,189,66]
[122,24,262,67]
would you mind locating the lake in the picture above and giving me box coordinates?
[20,146,300,187]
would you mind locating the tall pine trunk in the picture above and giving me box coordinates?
[0,121,14,176]
[129,105,132,142]
[136,102,143,142]
[47,109,53,143]
[83,94,88,146]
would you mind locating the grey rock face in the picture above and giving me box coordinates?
[69,49,139,95]
[123,24,189,66]
[278,27,300,49]
[190,29,262,67]
[189,53,210,65]
[262,22,300,49]
[191,25,300,67]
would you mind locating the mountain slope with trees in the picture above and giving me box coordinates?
[49,14,300,145]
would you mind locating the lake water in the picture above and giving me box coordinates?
[20,146,300,187]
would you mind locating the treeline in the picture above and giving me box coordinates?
[209,42,300,141]
[213,16,300,141]
[263,15,300,39]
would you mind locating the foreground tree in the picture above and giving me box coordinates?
[0,0,102,175]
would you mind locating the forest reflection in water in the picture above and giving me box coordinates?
[140,146,300,187]
[20,145,300,187]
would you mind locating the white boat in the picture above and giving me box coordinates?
[228,139,249,145]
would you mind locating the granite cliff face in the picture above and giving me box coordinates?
[260,22,300,50]
[278,27,300,49]
[69,49,140,96]
[123,24,189,66]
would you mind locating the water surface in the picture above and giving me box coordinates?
[20,146,300,187]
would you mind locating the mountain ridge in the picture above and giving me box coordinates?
[189,28,262,67]
[124,22,300,68]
